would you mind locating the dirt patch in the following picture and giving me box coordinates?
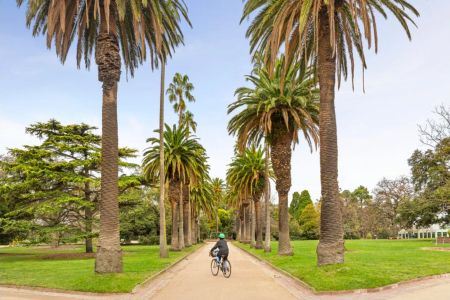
[421,247,450,252]
[40,253,96,260]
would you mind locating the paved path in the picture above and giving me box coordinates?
[1,242,450,300]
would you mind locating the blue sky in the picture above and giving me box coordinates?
[1,1,449,201]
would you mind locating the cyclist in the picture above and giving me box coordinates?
[210,233,229,265]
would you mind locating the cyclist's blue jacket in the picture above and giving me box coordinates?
[211,239,229,257]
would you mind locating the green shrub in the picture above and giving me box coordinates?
[139,236,159,245]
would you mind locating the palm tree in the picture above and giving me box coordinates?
[156,0,193,259]
[182,111,198,133]
[167,73,196,126]
[227,147,269,249]
[180,110,197,246]
[166,73,196,247]
[18,0,191,273]
[228,56,319,255]
[158,62,169,258]
[190,180,214,242]
[143,124,208,250]
[242,0,418,265]
[211,177,225,237]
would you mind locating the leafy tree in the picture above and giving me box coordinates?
[120,188,159,244]
[402,138,450,227]
[218,208,233,237]
[373,177,413,237]
[228,56,319,255]
[0,120,141,251]
[290,190,313,221]
[17,0,191,273]
[299,204,320,240]
[242,0,419,265]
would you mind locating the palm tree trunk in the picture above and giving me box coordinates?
[83,173,93,254]
[271,122,293,256]
[254,192,263,249]
[95,7,123,273]
[239,205,244,242]
[169,180,179,250]
[191,206,196,244]
[250,200,256,248]
[183,185,191,246]
[216,208,219,235]
[236,210,241,241]
[246,204,251,243]
[178,181,185,249]
[316,10,344,265]
[159,62,168,258]
[264,142,272,252]
[85,206,93,254]
[197,213,201,242]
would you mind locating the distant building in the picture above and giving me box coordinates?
[398,224,450,239]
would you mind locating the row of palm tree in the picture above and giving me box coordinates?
[17,0,420,272]
[233,0,419,264]
[228,55,320,255]
[143,123,210,250]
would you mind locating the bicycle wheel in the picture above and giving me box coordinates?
[210,259,219,276]
[222,260,231,278]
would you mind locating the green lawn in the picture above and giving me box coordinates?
[0,244,201,293]
[236,239,450,291]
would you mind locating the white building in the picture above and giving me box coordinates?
[398,224,450,239]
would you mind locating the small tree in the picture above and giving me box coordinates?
[299,204,319,240]
[290,190,313,221]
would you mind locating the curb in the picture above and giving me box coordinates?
[232,242,317,294]
[131,243,205,294]
[234,242,450,296]
[0,285,127,297]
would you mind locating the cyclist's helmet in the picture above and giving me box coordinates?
[218,233,225,239]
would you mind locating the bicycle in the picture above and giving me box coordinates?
[210,249,232,278]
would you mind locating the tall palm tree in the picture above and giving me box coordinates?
[143,124,208,250]
[228,56,319,255]
[158,62,169,258]
[155,0,193,259]
[182,110,198,133]
[18,0,191,273]
[166,73,196,247]
[167,73,196,126]
[242,0,418,265]
[227,147,269,249]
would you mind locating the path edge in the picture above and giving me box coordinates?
[131,242,205,294]
[233,242,450,296]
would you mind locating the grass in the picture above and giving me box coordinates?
[0,243,202,293]
[236,239,450,292]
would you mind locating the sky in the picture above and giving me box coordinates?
[1,1,449,201]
